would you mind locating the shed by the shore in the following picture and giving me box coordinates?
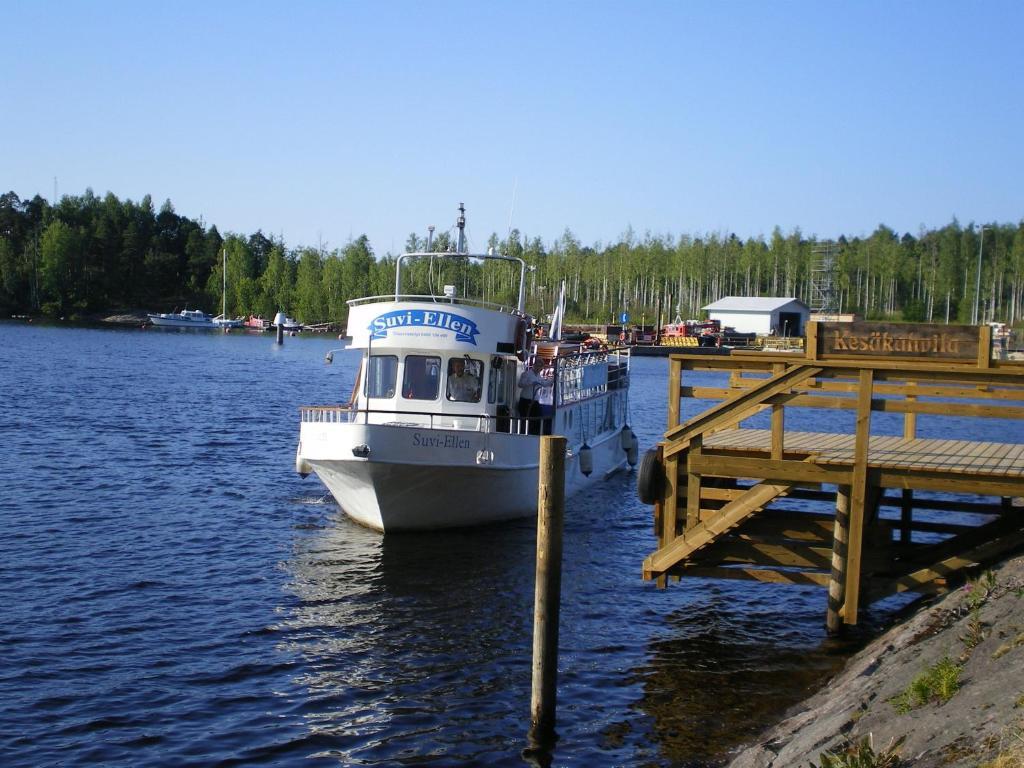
[703,297,810,336]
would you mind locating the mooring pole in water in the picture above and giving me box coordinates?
[273,311,286,345]
[530,435,566,744]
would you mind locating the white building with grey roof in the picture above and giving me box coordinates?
[702,297,810,336]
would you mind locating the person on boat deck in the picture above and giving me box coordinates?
[446,358,480,402]
[518,357,553,433]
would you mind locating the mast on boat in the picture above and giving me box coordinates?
[222,248,227,319]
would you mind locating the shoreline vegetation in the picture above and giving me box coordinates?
[2,189,1024,330]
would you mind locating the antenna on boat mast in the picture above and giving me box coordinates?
[456,203,466,254]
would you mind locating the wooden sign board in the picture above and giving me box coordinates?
[812,321,984,362]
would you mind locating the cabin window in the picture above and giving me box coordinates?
[446,357,482,403]
[402,355,440,400]
[487,358,508,405]
[366,355,398,399]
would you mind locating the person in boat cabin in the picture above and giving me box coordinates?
[446,357,480,402]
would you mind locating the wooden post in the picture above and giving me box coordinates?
[530,436,566,744]
[977,324,993,368]
[658,447,679,589]
[806,320,819,361]
[903,380,917,440]
[771,362,785,460]
[686,435,703,530]
[668,358,682,430]
[843,368,874,625]
[900,489,914,545]
[827,486,851,635]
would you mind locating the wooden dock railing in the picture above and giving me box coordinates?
[642,321,1024,631]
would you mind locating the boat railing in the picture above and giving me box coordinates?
[551,346,631,407]
[346,294,523,316]
[300,405,551,435]
[391,249,529,314]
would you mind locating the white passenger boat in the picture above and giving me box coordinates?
[147,308,215,328]
[295,207,637,532]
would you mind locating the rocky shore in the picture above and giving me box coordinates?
[728,556,1024,768]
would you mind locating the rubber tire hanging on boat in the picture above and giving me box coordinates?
[636,448,664,505]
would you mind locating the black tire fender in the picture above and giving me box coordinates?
[637,448,664,505]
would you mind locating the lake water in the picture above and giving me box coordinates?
[1,322,1014,767]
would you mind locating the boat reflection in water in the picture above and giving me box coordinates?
[278,511,539,765]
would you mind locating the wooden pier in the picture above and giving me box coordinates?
[641,321,1024,631]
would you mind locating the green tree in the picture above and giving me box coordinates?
[293,248,324,322]
[259,244,293,318]
[39,220,80,314]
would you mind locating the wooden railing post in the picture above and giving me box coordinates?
[903,380,917,440]
[668,357,682,430]
[978,324,993,369]
[806,321,819,361]
[771,362,785,460]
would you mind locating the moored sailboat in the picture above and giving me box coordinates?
[212,248,243,328]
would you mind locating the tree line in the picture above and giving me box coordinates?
[2,189,1023,329]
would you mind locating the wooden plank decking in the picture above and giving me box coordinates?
[703,429,1024,479]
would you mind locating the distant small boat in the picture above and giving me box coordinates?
[147,309,215,328]
[281,316,302,332]
[244,315,271,331]
[212,314,244,329]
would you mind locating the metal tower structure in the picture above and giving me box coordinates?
[809,242,839,317]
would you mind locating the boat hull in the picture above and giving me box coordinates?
[298,421,627,532]
[148,314,215,329]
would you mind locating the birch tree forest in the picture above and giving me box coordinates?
[3,190,1023,329]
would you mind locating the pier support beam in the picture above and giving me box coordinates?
[827,486,851,635]
[842,369,874,626]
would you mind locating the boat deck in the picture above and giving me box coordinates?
[704,429,1024,479]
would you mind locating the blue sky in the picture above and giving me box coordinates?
[5,1,1022,255]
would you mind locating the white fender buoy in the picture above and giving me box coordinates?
[295,447,311,477]
[621,425,635,451]
[626,440,639,467]
[579,443,593,477]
